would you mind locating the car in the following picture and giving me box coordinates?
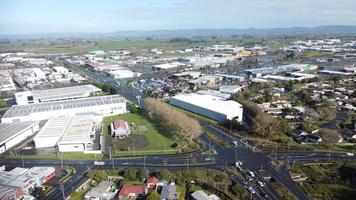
[257,181,265,187]
[346,152,354,156]
[232,140,238,146]
[260,192,268,198]
[93,161,105,166]
[248,187,256,194]
[248,171,255,177]
[204,157,214,161]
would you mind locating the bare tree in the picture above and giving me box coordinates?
[144,98,202,141]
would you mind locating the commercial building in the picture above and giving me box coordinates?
[214,74,245,83]
[196,90,231,100]
[111,120,131,138]
[219,85,242,94]
[0,166,55,194]
[34,116,72,148]
[15,84,102,105]
[2,95,127,123]
[152,62,184,70]
[0,185,25,200]
[107,70,141,79]
[170,93,243,123]
[34,115,99,152]
[58,115,97,152]
[0,121,39,154]
[0,77,16,92]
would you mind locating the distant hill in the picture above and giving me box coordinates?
[112,25,356,37]
[2,25,356,39]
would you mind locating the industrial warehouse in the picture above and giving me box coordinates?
[170,93,243,123]
[1,95,127,123]
[0,121,39,154]
[34,115,101,152]
[14,84,102,105]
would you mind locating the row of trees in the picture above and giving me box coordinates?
[143,98,202,141]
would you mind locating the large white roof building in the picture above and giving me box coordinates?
[34,115,99,152]
[33,116,72,148]
[15,84,102,105]
[57,115,97,152]
[170,93,243,123]
[1,95,127,123]
[0,121,39,154]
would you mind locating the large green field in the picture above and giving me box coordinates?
[103,113,181,156]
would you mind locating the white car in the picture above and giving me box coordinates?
[232,140,238,146]
[248,187,256,194]
[346,152,354,156]
[94,161,105,166]
[257,181,265,187]
[248,171,255,177]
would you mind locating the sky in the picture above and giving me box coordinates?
[1,0,356,34]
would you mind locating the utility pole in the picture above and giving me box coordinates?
[60,183,65,200]
[21,154,24,168]
[144,156,146,170]
[60,153,64,170]
[186,154,189,170]
[136,95,141,108]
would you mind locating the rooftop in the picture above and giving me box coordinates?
[15,84,101,102]
[118,185,146,197]
[34,116,72,140]
[113,120,128,130]
[3,95,125,118]
[171,93,242,116]
[0,121,39,145]
[85,181,114,199]
[58,115,93,144]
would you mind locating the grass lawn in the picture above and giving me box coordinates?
[103,113,181,155]
[70,187,90,200]
[7,153,102,160]
[176,185,186,200]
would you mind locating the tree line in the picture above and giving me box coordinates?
[143,97,202,141]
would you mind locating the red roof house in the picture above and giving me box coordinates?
[146,177,159,188]
[111,120,131,137]
[118,185,147,199]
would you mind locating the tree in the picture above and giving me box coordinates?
[123,168,138,181]
[158,169,172,181]
[146,191,160,200]
[137,168,148,181]
[231,184,249,199]
[144,98,202,141]
[319,128,340,146]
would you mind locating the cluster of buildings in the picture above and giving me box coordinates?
[0,166,55,200]
[84,175,220,200]
[285,39,356,59]
[12,66,86,89]
[0,84,128,154]
[0,53,88,93]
